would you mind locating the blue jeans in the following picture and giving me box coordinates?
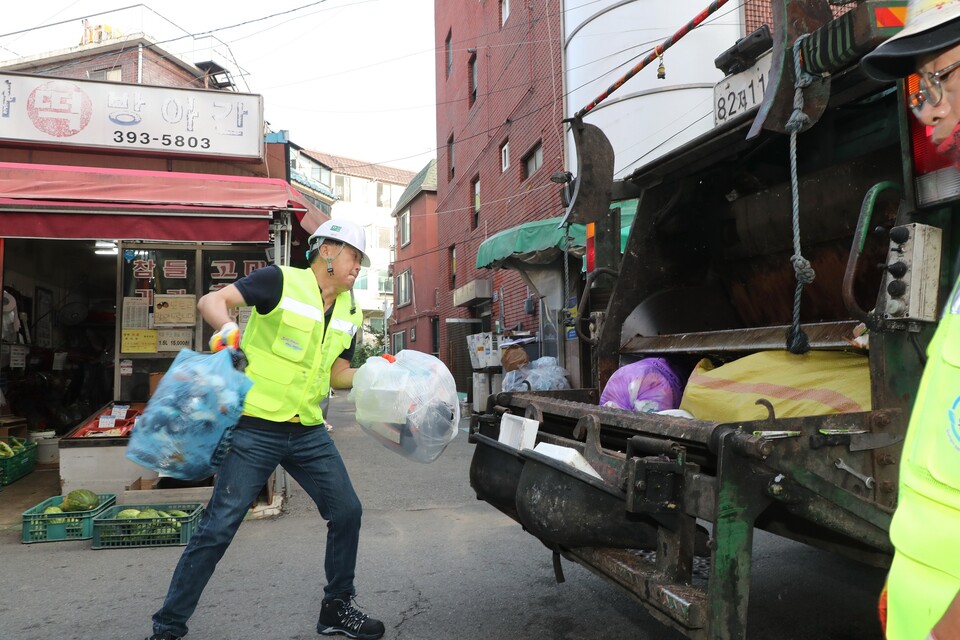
[152,426,362,637]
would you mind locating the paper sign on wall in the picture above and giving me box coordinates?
[9,345,28,369]
[122,296,150,328]
[121,329,158,353]
[158,328,193,352]
[154,295,196,326]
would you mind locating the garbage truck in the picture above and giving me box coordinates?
[467,1,952,638]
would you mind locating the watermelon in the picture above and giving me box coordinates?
[61,489,100,512]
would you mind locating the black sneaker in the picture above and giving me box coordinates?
[317,594,385,639]
[145,633,182,640]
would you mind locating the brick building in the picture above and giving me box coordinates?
[390,160,439,357]
[433,0,564,379]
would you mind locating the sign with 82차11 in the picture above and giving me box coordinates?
[713,52,772,126]
[0,72,263,160]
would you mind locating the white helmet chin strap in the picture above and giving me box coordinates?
[314,240,357,314]
[318,240,345,275]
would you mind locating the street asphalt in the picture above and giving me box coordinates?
[0,394,886,639]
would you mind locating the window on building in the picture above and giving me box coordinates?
[449,245,457,290]
[397,270,412,306]
[399,209,411,247]
[356,268,369,290]
[470,176,480,229]
[375,226,391,250]
[500,0,510,26]
[334,175,351,201]
[468,52,478,106]
[500,140,510,172]
[88,67,121,82]
[445,30,453,78]
[392,331,406,355]
[378,273,393,294]
[448,135,455,179]
[369,317,385,334]
[377,183,388,208]
[320,166,331,186]
[522,142,543,180]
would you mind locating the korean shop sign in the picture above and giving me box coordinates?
[0,72,263,160]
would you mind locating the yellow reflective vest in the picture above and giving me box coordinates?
[886,279,960,639]
[240,266,361,426]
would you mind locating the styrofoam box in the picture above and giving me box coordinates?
[465,334,482,369]
[498,414,539,450]
[533,442,602,480]
[473,372,490,413]
[483,334,500,368]
[467,332,500,369]
[491,373,503,395]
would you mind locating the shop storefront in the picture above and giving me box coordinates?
[0,70,329,500]
[0,161,322,496]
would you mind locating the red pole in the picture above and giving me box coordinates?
[574,0,731,119]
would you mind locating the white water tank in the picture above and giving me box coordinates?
[564,0,745,178]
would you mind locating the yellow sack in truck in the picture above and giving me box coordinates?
[679,351,871,422]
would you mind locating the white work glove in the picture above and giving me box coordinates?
[209,321,240,352]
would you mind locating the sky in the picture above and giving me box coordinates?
[0,0,438,173]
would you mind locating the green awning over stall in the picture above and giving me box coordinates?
[475,199,638,269]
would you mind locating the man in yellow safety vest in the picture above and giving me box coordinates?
[863,1,960,638]
[145,219,385,640]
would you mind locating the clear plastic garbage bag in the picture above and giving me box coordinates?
[126,348,252,480]
[350,350,460,464]
[502,356,571,392]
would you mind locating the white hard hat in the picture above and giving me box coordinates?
[862,0,960,81]
[309,219,370,267]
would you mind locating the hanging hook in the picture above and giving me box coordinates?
[657,54,666,80]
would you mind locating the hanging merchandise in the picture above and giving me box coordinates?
[126,348,251,480]
[1,291,21,343]
[350,350,460,464]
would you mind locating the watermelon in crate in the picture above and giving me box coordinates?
[22,493,116,543]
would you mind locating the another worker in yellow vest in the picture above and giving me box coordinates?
[146,219,385,640]
[863,2,960,638]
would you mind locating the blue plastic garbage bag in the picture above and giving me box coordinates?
[126,348,252,480]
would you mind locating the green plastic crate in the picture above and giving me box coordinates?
[21,493,117,543]
[0,437,37,485]
[92,503,203,549]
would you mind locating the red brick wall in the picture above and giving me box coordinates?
[434,0,564,369]
[23,47,205,89]
[392,190,441,354]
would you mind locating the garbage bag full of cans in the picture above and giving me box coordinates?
[126,348,252,480]
[350,350,460,464]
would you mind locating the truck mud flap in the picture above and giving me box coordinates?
[514,447,661,550]
[468,432,526,521]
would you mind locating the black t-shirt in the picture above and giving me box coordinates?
[234,265,356,363]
